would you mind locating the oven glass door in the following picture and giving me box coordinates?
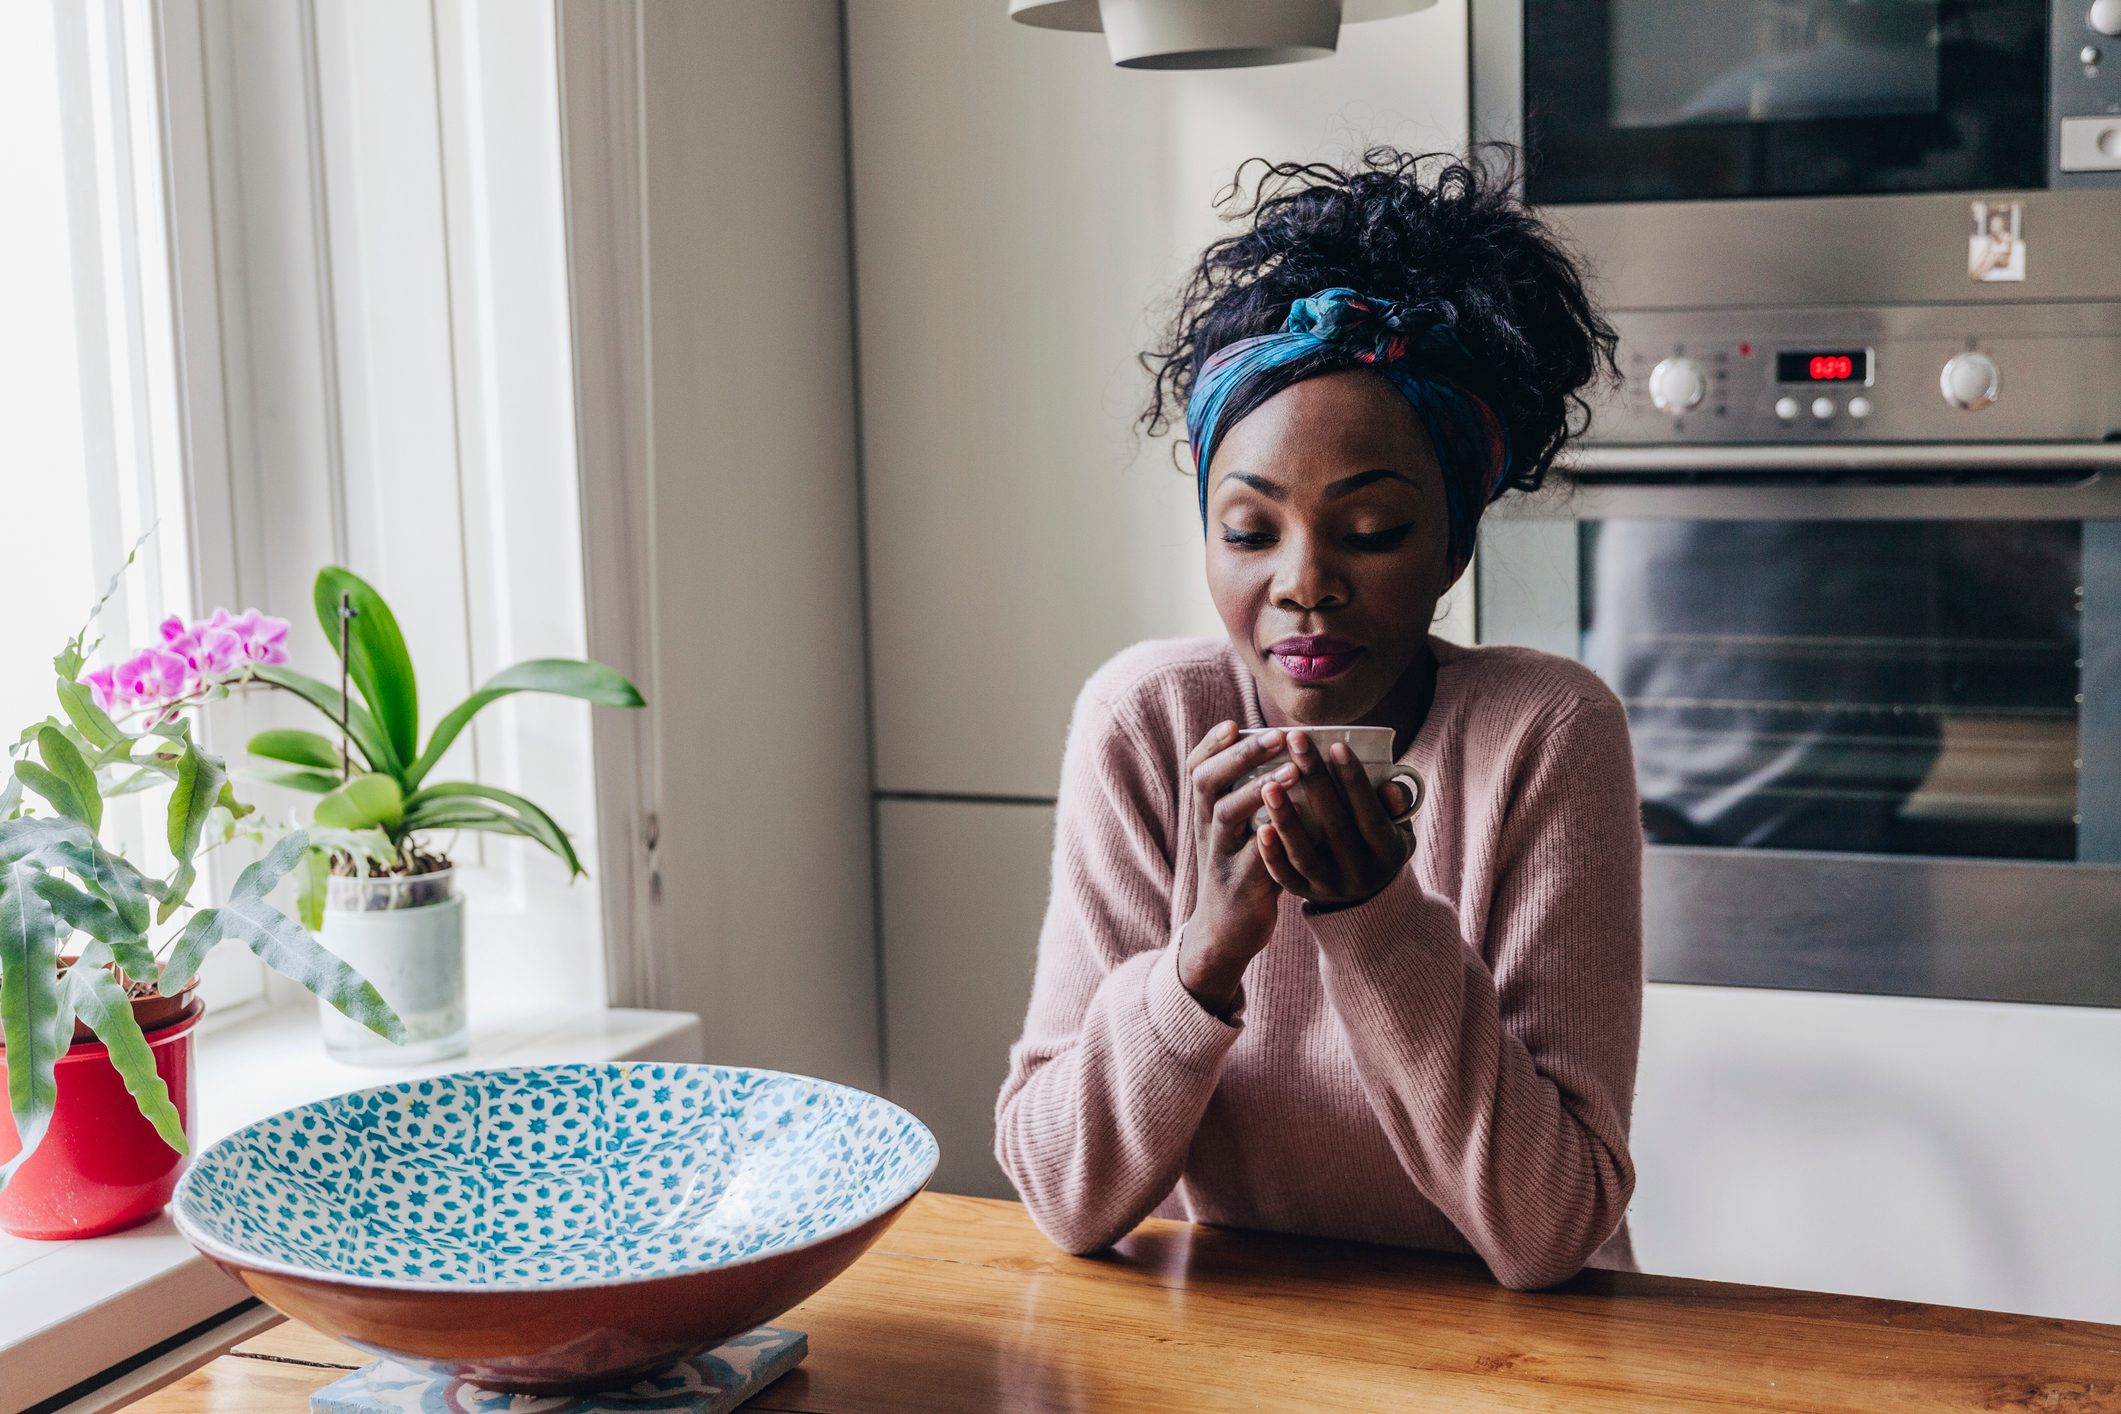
[1522,0,2049,204]
[1477,504,2121,1005]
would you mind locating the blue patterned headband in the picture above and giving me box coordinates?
[1184,287,1512,583]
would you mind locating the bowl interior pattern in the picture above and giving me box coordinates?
[174,1063,937,1288]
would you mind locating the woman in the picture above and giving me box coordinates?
[993,149,1642,1291]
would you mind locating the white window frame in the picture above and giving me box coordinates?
[152,0,614,1022]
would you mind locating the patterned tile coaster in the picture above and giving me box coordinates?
[309,1326,806,1414]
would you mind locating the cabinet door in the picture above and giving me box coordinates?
[878,798,1054,1198]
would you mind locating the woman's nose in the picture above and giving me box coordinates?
[1270,538,1347,611]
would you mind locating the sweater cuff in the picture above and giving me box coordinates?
[1300,864,1455,962]
[1143,941,1244,1064]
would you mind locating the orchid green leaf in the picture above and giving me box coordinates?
[248,729,341,772]
[314,773,403,833]
[406,783,582,876]
[252,767,341,794]
[314,567,419,773]
[406,659,642,788]
[250,665,396,777]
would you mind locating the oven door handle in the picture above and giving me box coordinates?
[1566,442,2121,477]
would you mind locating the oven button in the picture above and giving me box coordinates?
[1648,356,1707,414]
[1811,396,1836,421]
[1847,396,1873,420]
[2091,0,2121,37]
[1774,396,1800,421]
[1940,351,2001,410]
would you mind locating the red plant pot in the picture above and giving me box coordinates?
[0,1001,203,1240]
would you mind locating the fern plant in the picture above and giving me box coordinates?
[2,564,402,1183]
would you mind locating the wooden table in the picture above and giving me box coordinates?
[136,1193,2121,1412]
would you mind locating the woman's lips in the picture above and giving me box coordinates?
[1266,634,1363,684]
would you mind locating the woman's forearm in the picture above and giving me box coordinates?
[995,944,1239,1254]
[1309,870,1637,1289]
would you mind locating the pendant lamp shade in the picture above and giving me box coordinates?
[1008,0,1436,70]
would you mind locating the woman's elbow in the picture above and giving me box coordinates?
[994,1131,1128,1256]
[1490,1249,1591,1292]
[1486,1164,1635,1292]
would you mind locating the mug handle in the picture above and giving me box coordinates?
[1382,765,1424,825]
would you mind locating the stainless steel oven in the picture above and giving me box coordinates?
[1470,5,2121,1006]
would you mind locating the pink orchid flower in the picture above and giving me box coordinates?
[190,625,246,676]
[83,666,125,712]
[114,648,191,704]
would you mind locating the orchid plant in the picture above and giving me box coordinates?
[2,557,403,1183]
[239,566,643,916]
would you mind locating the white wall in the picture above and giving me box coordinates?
[845,2,1471,799]
[616,1,882,1088]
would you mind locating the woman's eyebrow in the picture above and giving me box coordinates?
[1225,469,1412,501]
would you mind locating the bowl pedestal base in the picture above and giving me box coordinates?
[309,1325,806,1413]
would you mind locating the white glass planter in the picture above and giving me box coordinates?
[316,869,467,1064]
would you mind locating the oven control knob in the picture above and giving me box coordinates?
[1648,357,1708,415]
[1940,352,2001,410]
[2091,0,2121,38]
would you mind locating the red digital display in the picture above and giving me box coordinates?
[1775,348,1870,383]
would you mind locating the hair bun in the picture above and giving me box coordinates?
[1140,146,1619,498]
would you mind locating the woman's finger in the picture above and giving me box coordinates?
[1261,776,1329,884]
[1191,727,1283,822]
[1185,720,1237,773]
[1255,822,1301,893]
[1331,742,1406,861]
[1208,765,1285,856]
[1287,732,1362,884]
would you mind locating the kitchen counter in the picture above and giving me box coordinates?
[135,1193,2121,1412]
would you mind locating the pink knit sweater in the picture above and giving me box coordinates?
[994,634,1643,1290]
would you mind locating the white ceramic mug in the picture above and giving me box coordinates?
[1233,725,1424,831]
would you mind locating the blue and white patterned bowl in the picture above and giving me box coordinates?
[171,1063,938,1393]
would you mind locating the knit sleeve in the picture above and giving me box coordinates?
[994,675,1240,1255]
[1302,690,1643,1290]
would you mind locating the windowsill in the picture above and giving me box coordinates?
[2,1002,704,1412]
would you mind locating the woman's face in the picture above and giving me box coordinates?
[1203,369,1450,728]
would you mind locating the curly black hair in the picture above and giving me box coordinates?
[1140,145,1617,495]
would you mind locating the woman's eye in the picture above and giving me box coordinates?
[1220,528,1276,549]
[1348,523,1416,551]
[1346,523,1414,551]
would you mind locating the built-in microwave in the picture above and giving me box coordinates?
[1471,0,2121,314]
[1468,4,2121,1008]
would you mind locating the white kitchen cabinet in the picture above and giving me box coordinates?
[878,798,1055,1199]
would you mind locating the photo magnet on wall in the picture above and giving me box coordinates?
[1968,200,2026,282]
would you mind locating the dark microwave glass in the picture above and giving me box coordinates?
[1522,0,2048,204]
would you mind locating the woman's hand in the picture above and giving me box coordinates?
[1177,721,1288,1017]
[1255,731,1414,912]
